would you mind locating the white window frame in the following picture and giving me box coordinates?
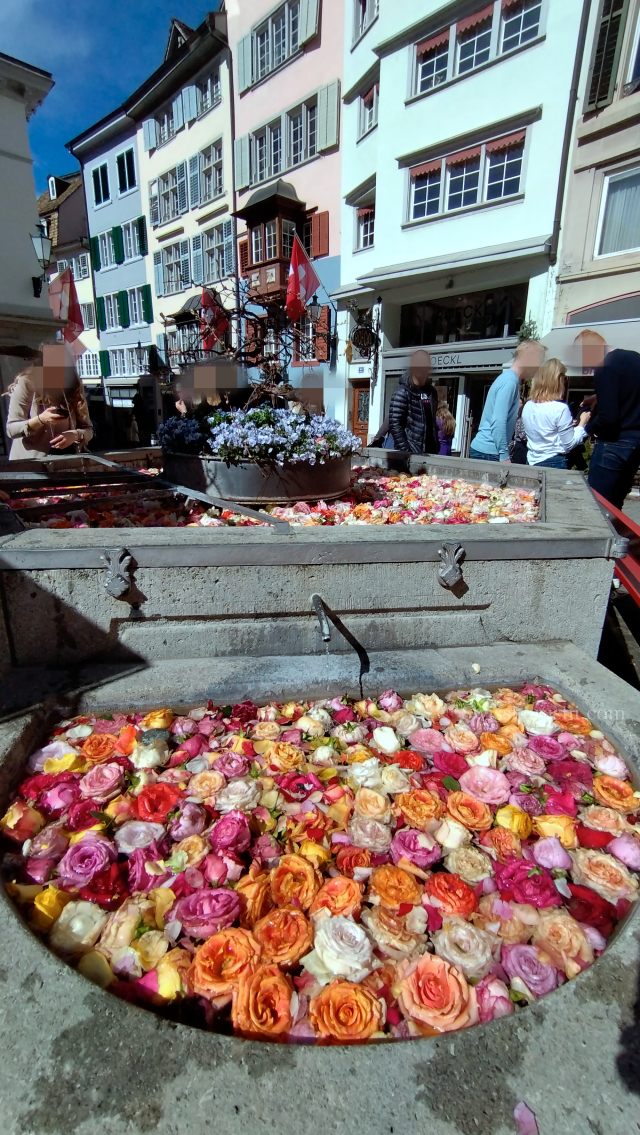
[80,302,95,329]
[626,9,640,84]
[287,100,317,167]
[109,348,127,377]
[203,223,226,283]
[500,0,543,55]
[201,140,224,203]
[116,146,137,195]
[251,227,264,264]
[358,84,379,138]
[594,164,640,259]
[98,231,116,269]
[127,287,145,327]
[162,242,183,294]
[456,21,493,75]
[197,69,221,115]
[485,143,524,202]
[415,42,449,94]
[92,162,110,207]
[79,351,100,378]
[158,166,180,225]
[104,293,120,331]
[354,0,379,43]
[296,312,317,362]
[282,219,296,259]
[410,171,444,220]
[56,258,69,273]
[356,208,375,250]
[126,347,139,375]
[265,220,278,260]
[253,1,301,82]
[446,157,482,211]
[73,253,90,280]
[407,134,526,223]
[157,105,175,147]
[122,220,141,262]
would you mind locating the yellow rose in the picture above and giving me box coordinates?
[30,886,73,932]
[266,742,305,772]
[77,950,114,988]
[150,887,176,928]
[43,752,86,774]
[133,929,169,971]
[298,839,331,868]
[346,745,375,764]
[171,835,208,866]
[142,708,174,729]
[68,823,106,843]
[156,948,191,1000]
[533,814,577,849]
[494,805,533,840]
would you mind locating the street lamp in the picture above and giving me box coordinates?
[30,221,53,297]
[308,294,321,321]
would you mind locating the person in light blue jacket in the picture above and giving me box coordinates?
[470,340,545,462]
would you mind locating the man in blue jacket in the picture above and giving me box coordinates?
[470,340,545,462]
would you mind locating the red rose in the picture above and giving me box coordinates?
[543,790,577,816]
[136,783,183,823]
[567,883,617,937]
[576,824,613,850]
[77,862,129,909]
[432,750,468,779]
[66,799,105,831]
[494,860,562,908]
[18,771,76,803]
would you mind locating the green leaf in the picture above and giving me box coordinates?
[249,762,261,779]
[442,776,460,792]
[527,867,542,877]
[509,988,529,1004]
[581,792,596,805]
[133,920,149,940]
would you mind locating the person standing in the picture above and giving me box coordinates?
[588,348,640,509]
[470,340,544,462]
[389,349,439,454]
[522,359,590,468]
[5,362,93,460]
[435,401,456,455]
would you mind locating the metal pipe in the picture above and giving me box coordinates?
[311,593,331,642]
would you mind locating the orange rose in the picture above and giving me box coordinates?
[394,953,477,1034]
[482,828,523,862]
[446,791,493,831]
[424,872,477,917]
[189,928,261,1007]
[335,846,372,877]
[270,853,321,910]
[553,711,592,735]
[495,689,527,707]
[81,733,118,763]
[492,706,518,725]
[231,963,293,1038]
[235,866,274,928]
[479,732,512,755]
[142,708,174,729]
[187,770,225,801]
[533,814,577,848]
[309,980,384,1042]
[267,742,305,772]
[472,895,539,943]
[354,787,391,824]
[252,907,313,966]
[497,723,524,743]
[532,909,593,978]
[369,865,422,911]
[593,775,638,813]
[396,790,444,830]
[310,875,363,918]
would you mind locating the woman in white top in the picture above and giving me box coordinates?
[522,358,590,469]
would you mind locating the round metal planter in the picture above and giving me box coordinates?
[162,453,353,504]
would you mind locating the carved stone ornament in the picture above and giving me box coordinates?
[101,547,134,598]
[437,542,466,590]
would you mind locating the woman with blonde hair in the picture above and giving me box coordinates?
[6,351,93,461]
[521,358,590,468]
[435,401,456,455]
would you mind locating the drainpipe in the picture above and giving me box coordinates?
[226,40,242,356]
[548,0,592,266]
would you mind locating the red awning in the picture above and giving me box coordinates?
[456,4,493,36]
[485,129,526,154]
[416,29,449,56]
[362,85,376,107]
[410,159,442,179]
[446,146,481,167]
[357,205,375,218]
[502,0,523,10]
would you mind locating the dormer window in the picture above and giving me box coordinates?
[48,176,57,200]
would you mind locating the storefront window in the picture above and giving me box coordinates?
[399,283,527,348]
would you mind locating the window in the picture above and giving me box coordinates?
[356,206,375,249]
[251,121,282,184]
[253,1,300,81]
[77,352,100,378]
[597,167,640,256]
[354,0,378,41]
[271,122,283,176]
[586,0,629,110]
[295,312,316,361]
[501,0,542,53]
[156,162,189,224]
[486,141,524,200]
[92,163,110,206]
[411,166,442,219]
[358,83,379,137]
[56,259,69,273]
[157,105,175,146]
[447,156,481,210]
[415,35,449,92]
[408,132,525,222]
[265,220,278,260]
[201,141,224,202]
[301,216,313,256]
[288,100,317,167]
[198,70,221,114]
[117,148,137,194]
[109,348,128,377]
[80,302,95,329]
[126,347,140,375]
[72,253,90,280]
[104,293,120,330]
[128,287,146,326]
[98,230,115,268]
[251,227,264,264]
[457,17,493,74]
[627,13,640,90]
[289,109,304,166]
[282,219,296,259]
[122,220,141,261]
[204,224,226,281]
[162,241,190,294]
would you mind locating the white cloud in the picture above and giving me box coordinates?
[3,0,92,68]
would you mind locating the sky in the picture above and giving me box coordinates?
[3,0,220,192]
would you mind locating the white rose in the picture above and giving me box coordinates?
[407,692,445,718]
[344,757,382,789]
[347,814,392,851]
[379,765,411,795]
[130,736,169,769]
[128,769,157,796]
[372,726,401,755]
[115,821,165,854]
[434,818,472,850]
[332,724,367,745]
[307,707,332,729]
[296,715,325,737]
[66,724,93,740]
[445,846,494,884]
[518,710,558,736]
[310,744,339,767]
[49,901,108,955]
[432,917,498,979]
[215,777,261,813]
[466,748,498,768]
[393,713,420,737]
[301,912,375,984]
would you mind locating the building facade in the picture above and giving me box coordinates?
[226,0,345,419]
[335,0,590,451]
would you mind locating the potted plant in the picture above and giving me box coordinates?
[159,405,361,504]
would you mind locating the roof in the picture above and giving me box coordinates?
[36,174,82,217]
[0,50,52,80]
[165,18,196,61]
[238,179,304,212]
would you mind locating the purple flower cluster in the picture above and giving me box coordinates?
[204,408,361,466]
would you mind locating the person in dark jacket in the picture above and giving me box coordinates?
[588,348,640,509]
[389,350,439,454]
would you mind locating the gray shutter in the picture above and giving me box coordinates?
[222,219,235,277]
[237,33,253,93]
[177,161,188,214]
[143,118,157,151]
[191,234,204,285]
[183,84,198,121]
[179,239,191,289]
[299,0,320,45]
[173,92,184,130]
[234,135,251,190]
[189,154,201,209]
[149,180,160,227]
[317,81,340,151]
[153,250,164,297]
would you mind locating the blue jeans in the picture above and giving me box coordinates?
[469,446,499,462]
[588,436,640,510]
[532,455,567,469]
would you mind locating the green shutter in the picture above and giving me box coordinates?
[585,0,630,110]
[237,34,253,93]
[117,290,130,328]
[96,295,106,331]
[89,235,101,272]
[99,350,111,378]
[136,215,148,256]
[141,284,153,324]
[112,225,125,264]
[317,81,340,151]
[234,135,251,190]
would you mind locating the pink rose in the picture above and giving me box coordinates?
[280,729,303,745]
[505,750,547,776]
[607,834,640,870]
[532,837,572,870]
[79,762,124,803]
[468,712,499,735]
[197,717,220,737]
[475,975,514,1022]
[170,716,198,736]
[210,811,251,854]
[276,771,322,801]
[409,728,451,754]
[391,828,442,870]
[202,853,228,885]
[252,833,282,867]
[509,791,544,816]
[544,790,577,817]
[27,824,69,861]
[526,736,565,760]
[25,857,57,884]
[172,887,240,938]
[215,752,249,779]
[333,706,357,724]
[432,750,469,779]
[168,802,207,841]
[501,943,561,997]
[39,781,82,816]
[379,690,403,711]
[180,734,207,759]
[128,841,170,892]
[115,821,165,855]
[459,767,511,805]
[593,754,629,779]
[57,835,117,887]
[494,860,562,908]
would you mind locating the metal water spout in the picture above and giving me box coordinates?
[309,593,370,697]
[310,593,331,642]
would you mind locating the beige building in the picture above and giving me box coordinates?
[551,0,640,370]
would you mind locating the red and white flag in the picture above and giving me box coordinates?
[48,268,84,343]
[200,287,229,351]
[285,234,321,323]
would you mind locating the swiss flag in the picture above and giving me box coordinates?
[200,288,229,351]
[48,268,84,343]
[285,234,321,323]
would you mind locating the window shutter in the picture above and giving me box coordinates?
[177,161,188,214]
[299,0,320,45]
[173,92,185,130]
[311,211,330,258]
[238,238,250,274]
[143,118,158,151]
[136,215,148,256]
[117,290,130,329]
[183,84,198,121]
[111,225,125,264]
[179,239,191,289]
[89,235,101,272]
[149,181,160,228]
[191,234,204,285]
[99,349,111,378]
[317,81,340,151]
[237,34,253,93]
[585,0,629,111]
[153,250,164,296]
[141,284,153,324]
[222,219,235,276]
[315,305,330,362]
[189,154,201,209]
[96,295,106,331]
[234,135,251,190]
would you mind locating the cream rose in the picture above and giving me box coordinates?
[379,766,412,795]
[309,744,339,767]
[251,722,281,741]
[434,818,472,850]
[347,814,392,851]
[361,906,425,959]
[300,911,375,985]
[49,900,108,955]
[445,846,494,885]
[296,715,325,738]
[432,917,499,980]
[371,727,401,755]
[354,787,392,824]
[465,749,499,769]
[307,707,333,729]
[518,710,557,736]
[407,693,445,718]
[215,778,261,814]
[570,848,639,904]
[393,713,420,737]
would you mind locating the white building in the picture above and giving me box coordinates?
[335,0,588,450]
